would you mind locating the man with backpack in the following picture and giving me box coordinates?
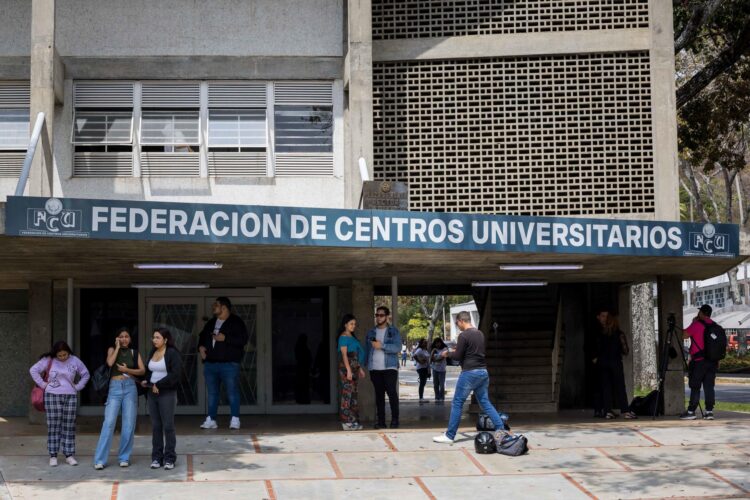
[680,304,726,421]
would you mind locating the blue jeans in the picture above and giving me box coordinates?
[445,368,505,440]
[204,362,241,418]
[93,378,138,465]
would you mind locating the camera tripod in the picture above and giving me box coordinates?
[653,312,702,419]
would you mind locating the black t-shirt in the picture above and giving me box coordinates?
[448,328,486,371]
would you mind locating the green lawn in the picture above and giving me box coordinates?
[632,388,750,413]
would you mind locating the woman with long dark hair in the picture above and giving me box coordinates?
[413,339,431,403]
[337,314,366,430]
[93,327,145,469]
[430,337,448,403]
[593,310,637,419]
[141,328,183,469]
[29,341,90,467]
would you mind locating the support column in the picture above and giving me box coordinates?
[28,281,53,423]
[618,285,634,401]
[344,0,373,209]
[29,0,61,197]
[656,277,685,415]
[351,279,374,422]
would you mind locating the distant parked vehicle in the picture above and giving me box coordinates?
[727,332,750,351]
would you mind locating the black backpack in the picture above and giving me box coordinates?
[630,390,659,416]
[699,320,727,362]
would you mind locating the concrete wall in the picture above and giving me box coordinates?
[559,285,587,408]
[56,0,343,58]
[0,312,30,416]
[0,0,30,56]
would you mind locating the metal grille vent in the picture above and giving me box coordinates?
[208,152,267,177]
[74,152,133,177]
[209,83,266,108]
[372,0,650,40]
[274,82,333,106]
[373,53,655,216]
[74,82,134,108]
[0,82,30,108]
[0,152,24,177]
[140,152,200,177]
[274,154,334,177]
[142,83,200,108]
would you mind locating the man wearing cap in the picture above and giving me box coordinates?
[680,304,718,420]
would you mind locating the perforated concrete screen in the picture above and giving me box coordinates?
[372,52,655,216]
[372,0,649,40]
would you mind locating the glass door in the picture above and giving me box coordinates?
[207,297,266,414]
[145,297,205,415]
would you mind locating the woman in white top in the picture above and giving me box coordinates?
[141,328,182,471]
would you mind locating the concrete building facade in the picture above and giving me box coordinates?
[0,0,743,419]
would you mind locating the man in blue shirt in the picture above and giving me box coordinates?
[365,306,402,429]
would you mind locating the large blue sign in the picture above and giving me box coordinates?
[3,196,740,258]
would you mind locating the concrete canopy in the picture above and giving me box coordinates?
[0,234,743,289]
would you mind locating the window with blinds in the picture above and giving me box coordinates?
[69,80,335,178]
[207,82,267,177]
[73,81,134,177]
[274,82,334,176]
[0,82,30,177]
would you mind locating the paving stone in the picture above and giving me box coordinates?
[709,468,750,494]
[422,474,590,500]
[0,455,187,482]
[635,422,750,446]
[118,480,268,500]
[382,430,477,452]
[472,447,622,475]
[603,443,750,470]
[332,450,481,478]
[257,431,391,453]
[5,481,114,500]
[191,452,336,481]
[568,469,739,499]
[272,478,426,499]
[522,427,655,449]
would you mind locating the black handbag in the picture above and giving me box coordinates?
[91,364,112,398]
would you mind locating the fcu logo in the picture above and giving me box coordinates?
[25,198,83,233]
[689,223,729,255]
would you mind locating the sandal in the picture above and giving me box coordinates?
[623,411,638,419]
[604,412,617,419]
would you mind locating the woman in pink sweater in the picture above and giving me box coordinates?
[29,341,90,467]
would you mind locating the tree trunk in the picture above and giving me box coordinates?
[738,329,748,357]
[420,295,445,343]
[631,283,658,390]
[727,266,742,306]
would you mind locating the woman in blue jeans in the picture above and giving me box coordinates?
[93,327,145,469]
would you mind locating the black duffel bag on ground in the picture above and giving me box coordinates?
[496,432,529,456]
[629,390,659,416]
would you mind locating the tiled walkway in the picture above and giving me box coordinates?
[1,418,749,499]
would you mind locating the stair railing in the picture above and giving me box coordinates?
[550,296,564,403]
[14,112,46,196]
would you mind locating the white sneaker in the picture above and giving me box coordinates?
[229,416,241,430]
[49,457,58,467]
[119,461,129,467]
[164,462,175,470]
[150,460,161,469]
[93,463,104,470]
[433,433,454,444]
[65,456,78,466]
[200,416,218,429]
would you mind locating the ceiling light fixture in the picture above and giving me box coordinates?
[133,262,223,270]
[471,281,548,287]
[498,264,583,271]
[131,283,211,289]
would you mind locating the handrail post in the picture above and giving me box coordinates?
[14,112,46,197]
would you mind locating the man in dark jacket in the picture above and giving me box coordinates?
[198,297,249,430]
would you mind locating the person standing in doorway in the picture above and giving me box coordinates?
[365,306,402,429]
[29,341,90,467]
[593,309,637,420]
[413,339,431,403]
[142,328,182,470]
[433,311,507,444]
[93,327,145,469]
[430,337,448,403]
[198,297,249,430]
[338,314,366,430]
